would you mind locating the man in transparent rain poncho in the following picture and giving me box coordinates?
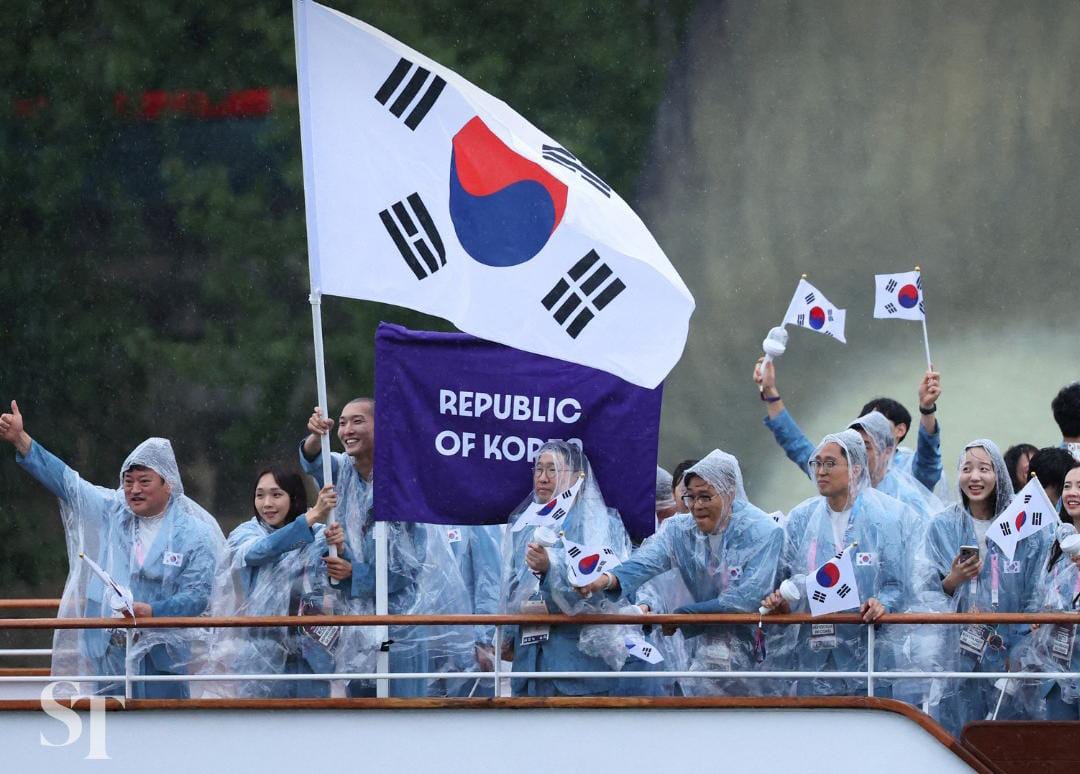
[577,450,784,696]
[0,401,224,698]
[501,441,636,697]
[301,399,472,697]
[760,429,906,697]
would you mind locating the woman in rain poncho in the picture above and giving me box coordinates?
[300,401,473,697]
[210,467,338,698]
[1012,463,1080,720]
[502,441,633,696]
[761,429,906,697]
[578,449,783,696]
[918,439,1052,734]
[1,401,224,698]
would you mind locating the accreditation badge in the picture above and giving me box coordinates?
[809,622,838,651]
[520,599,550,646]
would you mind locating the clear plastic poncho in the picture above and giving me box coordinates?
[501,441,633,696]
[655,465,675,513]
[1014,553,1080,714]
[850,410,942,523]
[615,450,784,696]
[915,439,1052,733]
[325,455,473,696]
[207,515,334,698]
[768,430,907,696]
[43,438,224,697]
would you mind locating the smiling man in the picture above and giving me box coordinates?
[299,398,473,697]
[760,429,907,698]
[0,400,223,698]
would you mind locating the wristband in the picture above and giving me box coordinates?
[759,392,782,403]
[918,403,937,415]
[602,572,613,590]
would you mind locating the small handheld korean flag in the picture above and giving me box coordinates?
[806,543,861,616]
[874,271,925,321]
[511,475,585,533]
[564,537,621,586]
[625,635,664,664]
[987,477,1058,561]
[781,279,846,343]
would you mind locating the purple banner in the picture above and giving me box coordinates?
[373,323,662,541]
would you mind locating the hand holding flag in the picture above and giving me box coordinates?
[79,552,135,619]
[987,476,1058,561]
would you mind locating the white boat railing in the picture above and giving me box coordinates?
[1,602,1078,704]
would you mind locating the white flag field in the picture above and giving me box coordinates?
[806,543,861,616]
[873,271,926,321]
[293,0,694,389]
[781,279,846,343]
[988,477,1059,561]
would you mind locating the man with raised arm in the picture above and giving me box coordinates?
[753,358,944,492]
[298,399,472,697]
[0,401,223,698]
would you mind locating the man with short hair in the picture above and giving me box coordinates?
[299,398,472,697]
[760,430,906,697]
[0,400,223,698]
[1052,382,1080,461]
[753,358,943,492]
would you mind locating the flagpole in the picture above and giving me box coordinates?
[915,266,933,370]
[294,0,387,690]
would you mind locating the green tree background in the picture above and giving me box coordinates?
[0,1,692,596]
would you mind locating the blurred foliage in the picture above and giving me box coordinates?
[0,0,691,591]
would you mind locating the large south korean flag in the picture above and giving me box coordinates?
[293,1,694,389]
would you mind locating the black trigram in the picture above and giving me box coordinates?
[1032,511,1043,526]
[885,279,898,293]
[837,584,852,598]
[915,274,923,289]
[379,194,446,279]
[797,313,805,326]
[541,145,611,197]
[827,309,835,321]
[567,546,582,558]
[639,645,653,658]
[999,522,1013,536]
[885,303,898,314]
[374,57,446,130]
[602,548,616,557]
[918,301,925,313]
[812,590,827,603]
[1024,494,1032,504]
[551,507,567,521]
[804,292,816,304]
[541,250,626,338]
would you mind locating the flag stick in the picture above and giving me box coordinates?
[915,266,933,370]
[295,0,387,691]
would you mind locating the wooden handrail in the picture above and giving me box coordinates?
[0,599,61,610]
[0,610,1078,630]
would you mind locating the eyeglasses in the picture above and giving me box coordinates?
[533,465,558,477]
[809,459,845,472]
[681,494,714,506]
